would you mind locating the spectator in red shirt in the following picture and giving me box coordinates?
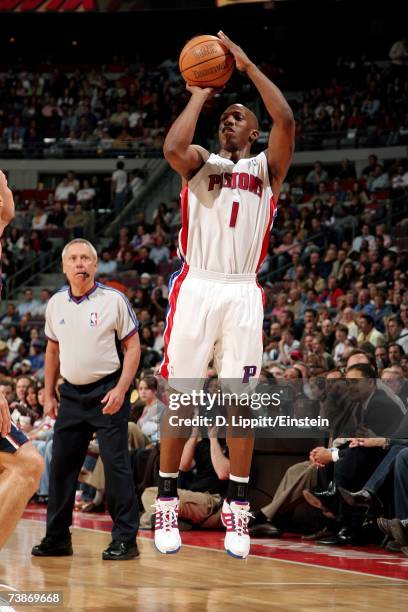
[324,276,344,308]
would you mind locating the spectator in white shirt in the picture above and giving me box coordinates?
[55,177,76,202]
[391,165,408,191]
[339,306,359,338]
[66,171,80,193]
[6,326,24,366]
[278,327,300,365]
[333,324,348,364]
[128,108,146,129]
[76,179,96,208]
[352,224,376,252]
[111,160,128,212]
[357,313,385,348]
[31,205,48,230]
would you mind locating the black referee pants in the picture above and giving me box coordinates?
[46,371,139,543]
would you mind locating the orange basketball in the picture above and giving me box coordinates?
[179,35,235,88]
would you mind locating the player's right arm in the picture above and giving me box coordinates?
[163,86,211,180]
[0,170,15,239]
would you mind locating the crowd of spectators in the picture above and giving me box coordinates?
[290,59,408,149]
[0,60,175,157]
[0,164,147,286]
[0,41,407,157]
[1,153,407,375]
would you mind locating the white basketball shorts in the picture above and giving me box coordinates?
[158,265,264,387]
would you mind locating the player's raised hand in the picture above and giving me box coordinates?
[186,84,218,99]
[217,31,253,73]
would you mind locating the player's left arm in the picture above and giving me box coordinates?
[218,31,295,197]
[0,170,15,239]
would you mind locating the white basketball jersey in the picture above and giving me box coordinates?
[178,151,276,275]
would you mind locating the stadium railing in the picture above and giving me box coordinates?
[0,140,163,160]
[1,126,407,159]
[258,230,330,286]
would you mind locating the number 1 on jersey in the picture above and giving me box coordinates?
[229,201,239,227]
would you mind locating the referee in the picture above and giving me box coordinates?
[32,239,141,560]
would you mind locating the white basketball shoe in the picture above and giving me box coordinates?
[221,499,252,559]
[153,497,182,554]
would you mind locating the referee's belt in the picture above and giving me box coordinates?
[64,369,121,392]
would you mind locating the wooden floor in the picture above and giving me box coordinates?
[1,519,408,611]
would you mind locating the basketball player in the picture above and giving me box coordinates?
[0,170,43,551]
[155,32,295,558]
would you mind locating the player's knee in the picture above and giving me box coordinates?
[25,457,44,492]
[30,451,44,482]
[14,445,44,488]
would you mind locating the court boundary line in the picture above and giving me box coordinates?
[0,584,18,591]
[21,518,408,584]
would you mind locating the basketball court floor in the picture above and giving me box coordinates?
[1,505,407,611]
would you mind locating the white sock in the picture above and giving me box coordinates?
[230,474,250,483]
[159,470,179,478]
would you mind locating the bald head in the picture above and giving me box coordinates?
[223,104,259,130]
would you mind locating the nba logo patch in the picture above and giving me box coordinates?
[90,312,98,327]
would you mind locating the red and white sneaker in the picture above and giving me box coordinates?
[153,497,181,554]
[221,499,252,559]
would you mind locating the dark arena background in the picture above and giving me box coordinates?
[0,0,408,610]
